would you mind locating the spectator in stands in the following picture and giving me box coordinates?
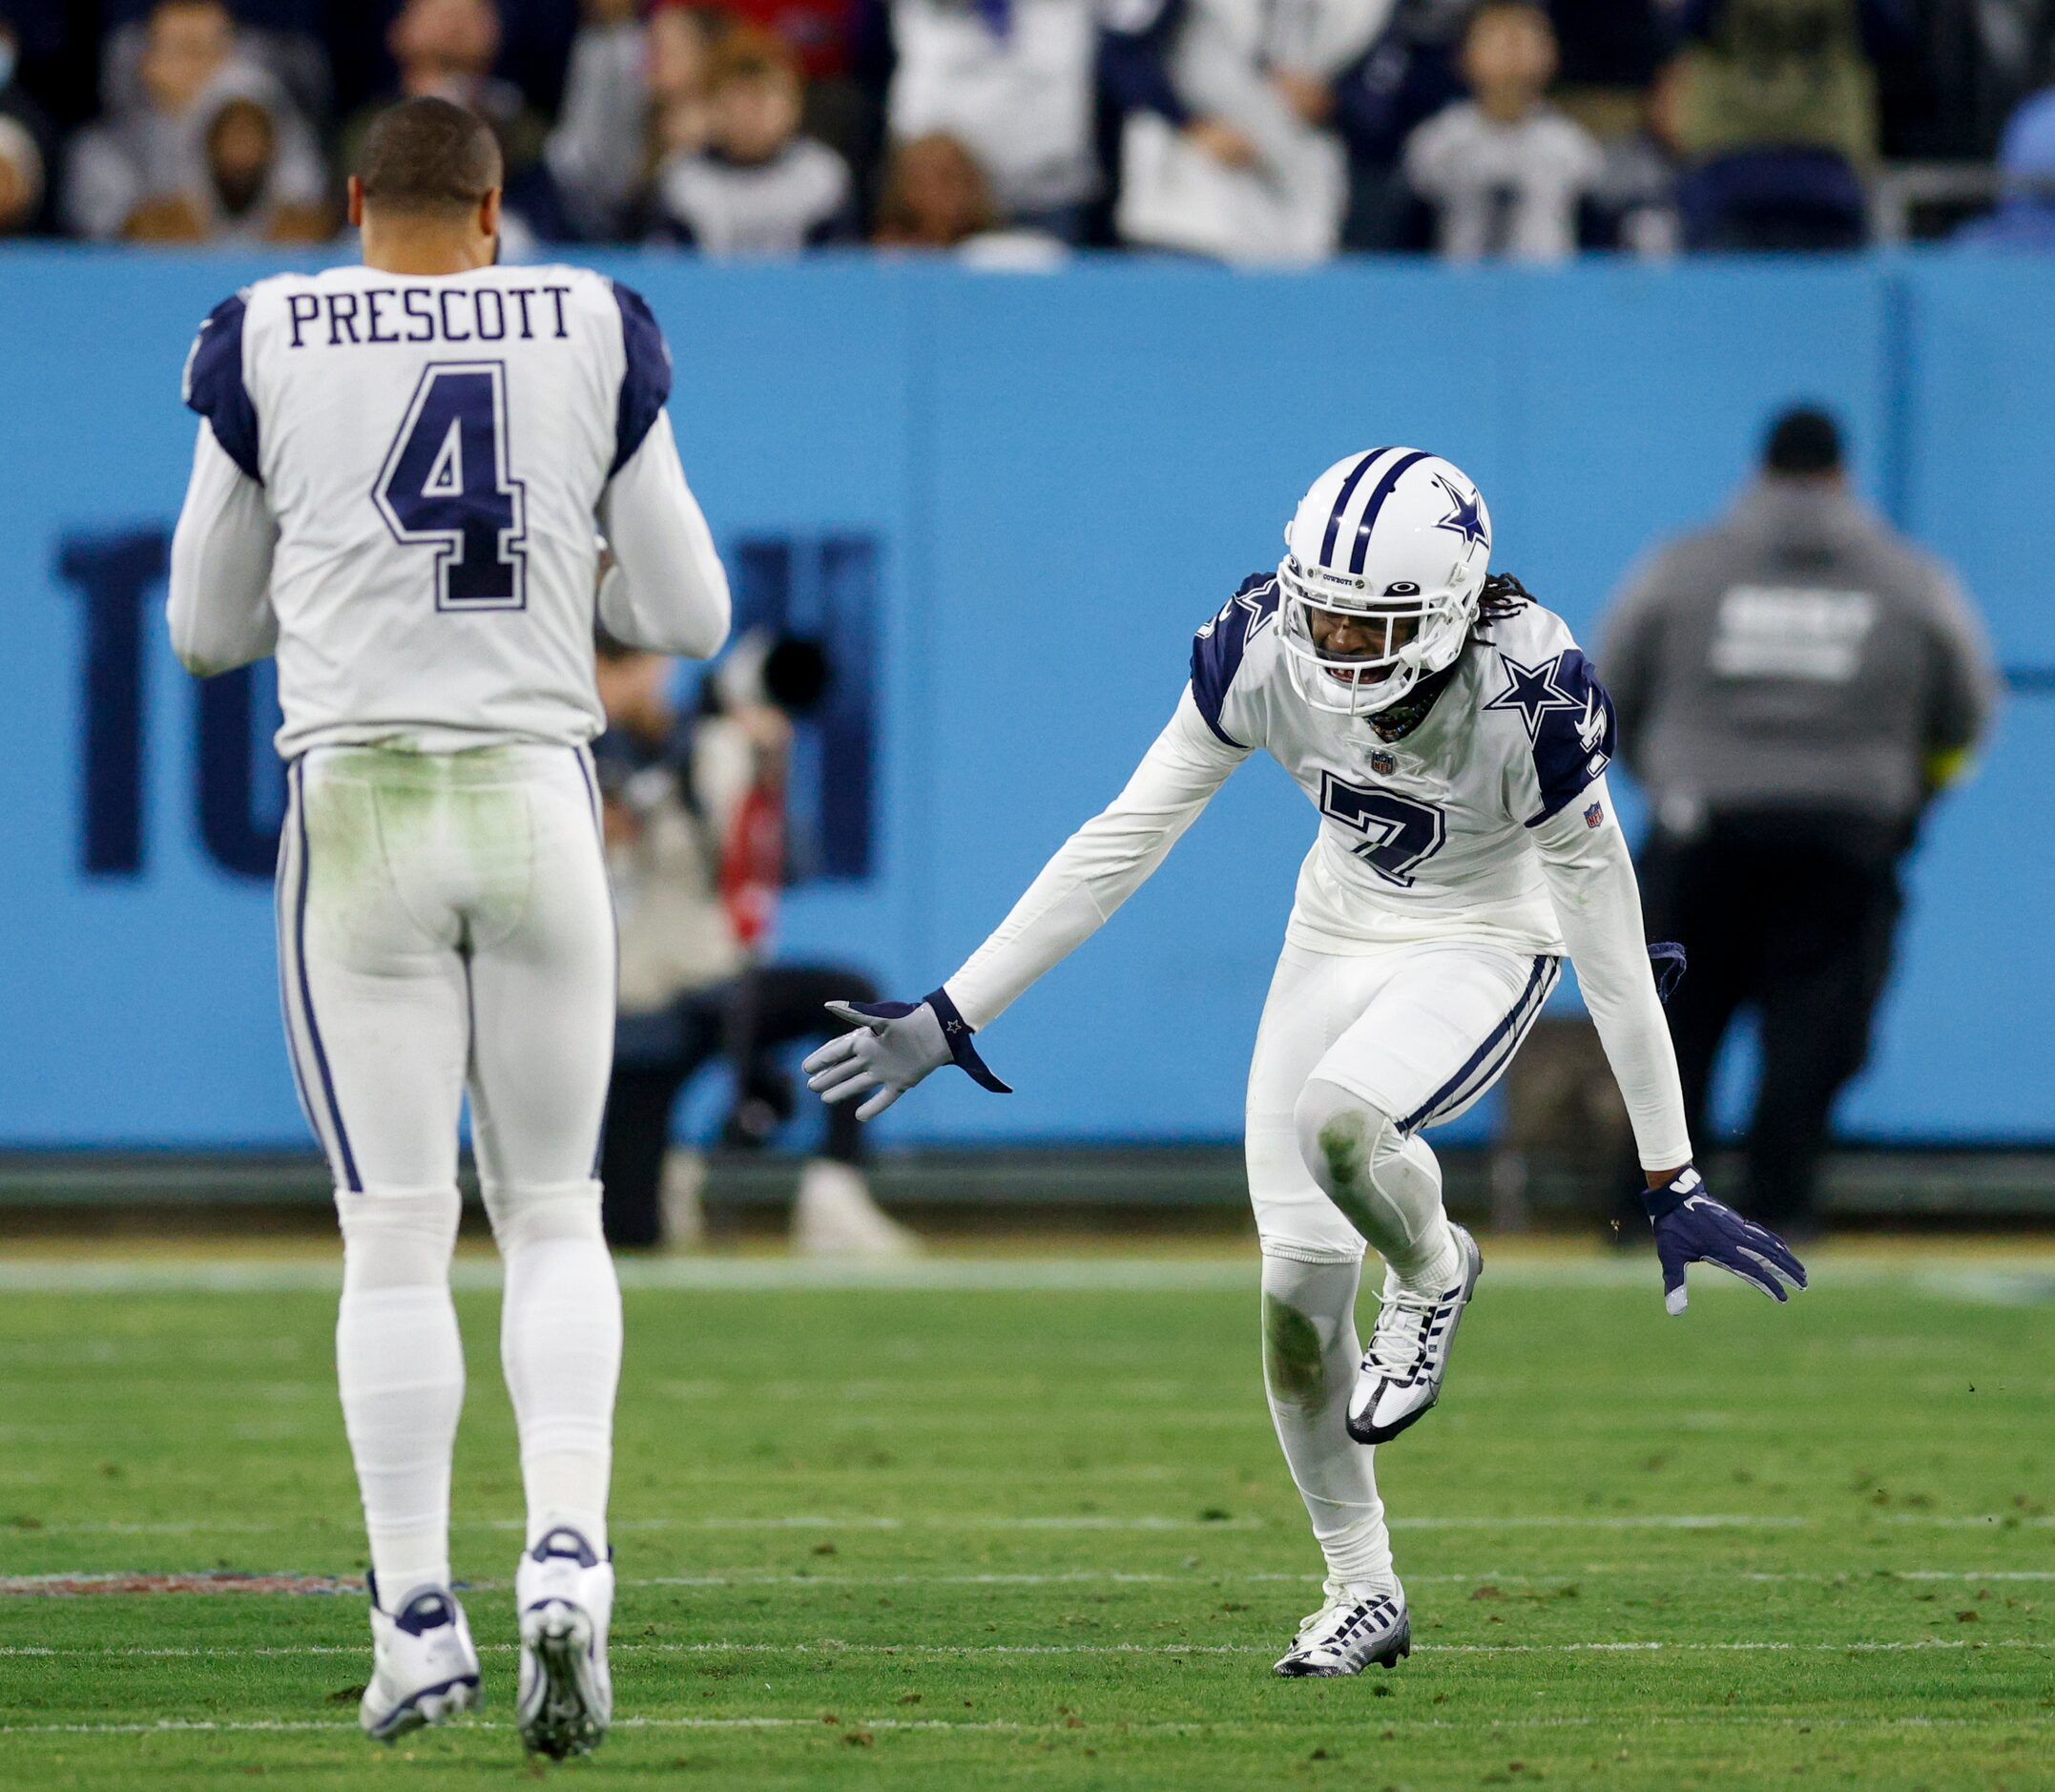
[1957,85,2055,250]
[0,9,53,235]
[178,86,335,241]
[884,0,1098,239]
[1671,0,1910,251]
[341,0,554,234]
[648,1,718,163]
[545,0,649,240]
[593,624,921,1259]
[1590,53,1686,255]
[649,25,855,252]
[1103,0,1387,260]
[1599,406,1999,1234]
[725,0,871,175]
[1331,0,1467,250]
[1401,1,1601,260]
[96,0,333,141]
[872,130,1068,260]
[62,0,327,242]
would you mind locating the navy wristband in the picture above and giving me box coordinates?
[1641,1163,1700,1221]
[924,988,1012,1094]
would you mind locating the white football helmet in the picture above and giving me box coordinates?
[1277,448,1493,717]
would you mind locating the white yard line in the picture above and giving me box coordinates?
[2,1709,2051,1739]
[10,1509,2049,1538]
[1,1637,2048,1661]
[0,1255,2031,1297]
[5,1566,2050,1596]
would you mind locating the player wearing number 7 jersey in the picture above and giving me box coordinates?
[807,448,1805,1677]
[167,99,731,1759]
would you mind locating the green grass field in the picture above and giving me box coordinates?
[0,1242,2049,1789]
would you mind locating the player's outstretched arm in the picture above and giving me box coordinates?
[804,689,1249,1116]
[596,409,731,659]
[168,423,279,677]
[1530,777,1807,1313]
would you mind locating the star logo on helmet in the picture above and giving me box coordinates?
[1484,652,1584,740]
[1432,475,1488,552]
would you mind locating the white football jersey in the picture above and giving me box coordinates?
[1191,573,1617,956]
[181,262,673,756]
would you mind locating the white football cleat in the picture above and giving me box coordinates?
[1346,1222,1483,1445]
[1274,1581,1412,1677]
[791,1158,923,1261]
[515,1527,614,1760]
[359,1580,481,1742]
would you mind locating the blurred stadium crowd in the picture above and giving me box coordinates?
[2,0,2054,262]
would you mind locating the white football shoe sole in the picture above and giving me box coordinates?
[1346,1222,1483,1445]
[516,1529,614,1760]
[1274,1584,1412,1677]
[360,1582,481,1742]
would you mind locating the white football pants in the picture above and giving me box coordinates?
[1247,938,1561,1266]
[278,744,621,1601]
[1248,936,1560,1598]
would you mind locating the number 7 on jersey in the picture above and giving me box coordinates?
[374,360,529,612]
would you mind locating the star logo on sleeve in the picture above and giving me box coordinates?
[1235,580,1280,641]
[1432,475,1489,552]
[1484,652,1585,740]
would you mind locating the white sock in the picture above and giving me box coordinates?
[1259,1254,1398,1594]
[1295,1078,1458,1288]
[487,1180,621,1555]
[335,1190,465,1602]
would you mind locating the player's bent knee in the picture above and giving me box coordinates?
[482,1177,607,1254]
[1292,1077,1399,1198]
[335,1188,461,1290]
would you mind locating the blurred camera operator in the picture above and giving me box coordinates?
[593,601,920,1258]
[1599,406,2000,1235]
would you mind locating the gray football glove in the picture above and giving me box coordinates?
[802,989,1010,1121]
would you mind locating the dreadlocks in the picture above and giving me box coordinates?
[1477,572,1534,622]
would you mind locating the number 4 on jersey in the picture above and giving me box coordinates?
[375,361,527,611]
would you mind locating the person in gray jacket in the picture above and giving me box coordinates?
[1600,406,1999,1233]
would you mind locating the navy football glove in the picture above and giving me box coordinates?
[802,988,1010,1121]
[1643,1167,1807,1316]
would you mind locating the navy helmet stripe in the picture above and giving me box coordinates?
[1318,449,1387,567]
[1347,448,1432,573]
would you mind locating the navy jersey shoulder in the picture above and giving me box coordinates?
[1190,572,1279,748]
[610,279,673,475]
[1476,605,1617,824]
[182,292,262,483]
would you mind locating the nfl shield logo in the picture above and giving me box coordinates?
[1371,750,1398,777]
[1584,800,1605,829]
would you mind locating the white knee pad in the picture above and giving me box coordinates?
[1292,1078,1449,1280]
[336,1189,461,1292]
[482,1178,606,1255]
[1293,1079,1400,1200]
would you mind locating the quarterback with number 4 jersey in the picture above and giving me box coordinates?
[807,446,1806,1677]
[168,100,731,1758]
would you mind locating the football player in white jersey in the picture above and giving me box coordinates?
[167,99,731,1756]
[805,447,1806,1676]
